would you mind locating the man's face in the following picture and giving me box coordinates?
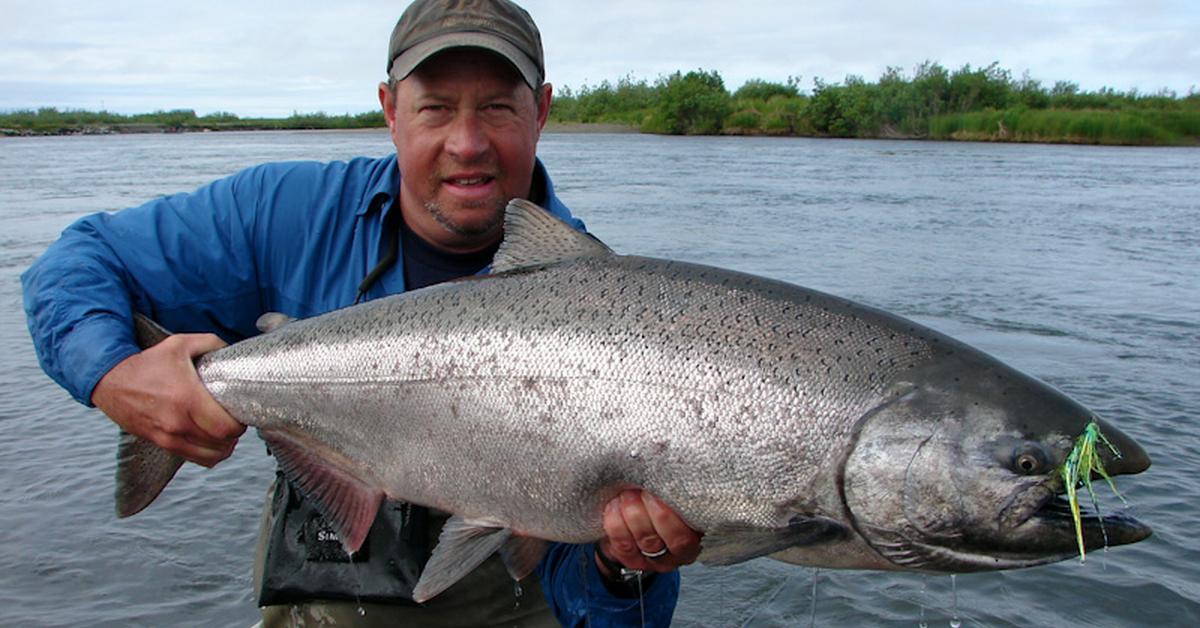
[381,48,551,253]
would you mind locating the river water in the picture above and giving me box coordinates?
[0,130,1196,627]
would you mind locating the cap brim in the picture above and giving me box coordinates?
[389,32,541,88]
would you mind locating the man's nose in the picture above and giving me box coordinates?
[445,113,489,161]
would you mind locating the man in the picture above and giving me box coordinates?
[22,0,701,625]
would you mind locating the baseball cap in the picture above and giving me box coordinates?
[387,0,545,88]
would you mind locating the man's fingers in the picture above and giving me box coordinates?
[147,430,231,468]
[597,490,705,574]
[599,490,675,573]
[93,332,244,468]
[641,492,703,563]
[190,393,246,442]
[177,442,229,469]
[178,333,246,446]
[600,496,653,572]
[182,419,239,465]
[621,490,668,557]
[179,332,228,356]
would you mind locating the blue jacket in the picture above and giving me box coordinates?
[21,154,679,626]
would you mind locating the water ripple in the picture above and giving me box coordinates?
[3,131,1198,626]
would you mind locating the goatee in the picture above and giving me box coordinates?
[424,200,505,238]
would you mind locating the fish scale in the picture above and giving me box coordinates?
[118,198,1151,602]
[202,251,929,530]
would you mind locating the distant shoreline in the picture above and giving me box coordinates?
[0,121,641,138]
[2,119,1195,147]
[6,61,1198,146]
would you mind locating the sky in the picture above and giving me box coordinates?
[1,0,1196,117]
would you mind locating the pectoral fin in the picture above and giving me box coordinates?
[259,429,384,555]
[700,515,847,566]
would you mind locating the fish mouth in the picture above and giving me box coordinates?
[867,479,1151,573]
[868,498,1151,573]
[1012,488,1152,556]
[993,425,1153,564]
[944,485,1150,572]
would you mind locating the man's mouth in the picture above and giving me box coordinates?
[445,175,495,186]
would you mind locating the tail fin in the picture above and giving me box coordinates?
[133,312,172,349]
[116,430,185,517]
[115,313,187,517]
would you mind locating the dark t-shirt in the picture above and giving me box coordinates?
[400,219,499,290]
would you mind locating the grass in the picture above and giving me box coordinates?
[0,107,385,135]
[929,108,1199,145]
[7,61,1198,145]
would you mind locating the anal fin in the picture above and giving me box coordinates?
[500,535,550,582]
[259,429,383,554]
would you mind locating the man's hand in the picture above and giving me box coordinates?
[597,489,703,576]
[92,333,245,467]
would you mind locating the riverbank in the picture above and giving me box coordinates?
[550,64,1200,146]
[5,117,1196,147]
[0,119,641,137]
[9,58,1200,147]
[5,90,1198,147]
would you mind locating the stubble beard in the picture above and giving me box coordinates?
[424,198,506,238]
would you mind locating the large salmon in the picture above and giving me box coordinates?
[117,199,1151,601]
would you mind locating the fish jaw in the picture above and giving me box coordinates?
[840,356,1152,573]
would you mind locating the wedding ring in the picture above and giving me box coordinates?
[639,546,669,559]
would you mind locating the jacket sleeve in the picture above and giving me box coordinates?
[21,166,273,405]
[539,542,680,627]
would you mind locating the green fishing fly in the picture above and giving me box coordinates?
[1060,420,1126,561]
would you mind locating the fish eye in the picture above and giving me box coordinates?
[1011,444,1049,475]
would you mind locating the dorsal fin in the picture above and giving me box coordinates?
[491,199,613,274]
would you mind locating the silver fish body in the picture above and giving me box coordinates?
[120,200,1151,601]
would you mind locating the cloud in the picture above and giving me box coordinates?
[1,0,1195,116]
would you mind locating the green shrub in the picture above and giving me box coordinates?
[643,70,732,135]
[725,108,762,131]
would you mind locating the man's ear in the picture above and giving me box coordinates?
[379,82,398,130]
[536,83,553,131]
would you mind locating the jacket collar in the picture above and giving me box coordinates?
[356,154,403,217]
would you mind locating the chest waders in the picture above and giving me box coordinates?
[256,472,430,605]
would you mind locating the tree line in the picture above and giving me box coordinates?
[550,62,1199,145]
[3,61,1197,145]
[0,108,385,135]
